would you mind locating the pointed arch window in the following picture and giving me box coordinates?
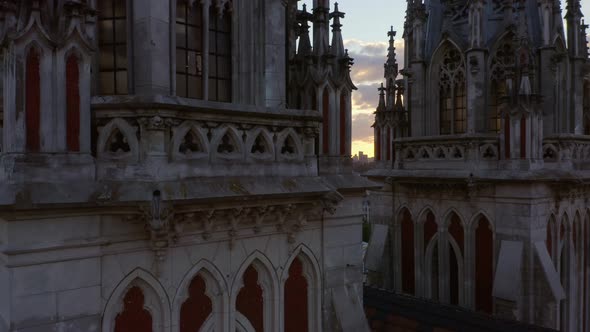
[284,257,309,332]
[114,286,153,332]
[176,0,204,99]
[98,0,128,95]
[489,40,515,133]
[438,47,466,135]
[208,6,232,102]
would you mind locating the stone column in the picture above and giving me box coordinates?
[264,0,287,108]
[132,0,171,95]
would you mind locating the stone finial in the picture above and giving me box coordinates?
[297,4,313,56]
[330,2,345,57]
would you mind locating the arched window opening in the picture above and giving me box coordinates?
[424,212,437,250]
[431,240,439,302]
[180,275,212,332]
[66,54,80,152]
[448,214,464,254]
[489,40,514,133]
[237,265,264,332]
[401,209,415,295]
[114,286,153,332]
[322,88,330,154]
[284,257,309,332]
[438,46,466,135]
[26,48,41,152]
[475,217,494,314]
[98,0,128,95]
[488,81,503,133]
[208,6,232,102]
[340,93,347,155]
[176,1,204,99]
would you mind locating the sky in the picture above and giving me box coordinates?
[300,0,590,158]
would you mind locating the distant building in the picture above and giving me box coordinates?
[366,1,590,331]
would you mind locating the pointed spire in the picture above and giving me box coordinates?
[566,0,584,56]
[394,80,405,112]
[297,4,313,56]
[330,2,345,57]
[385,27,398,80]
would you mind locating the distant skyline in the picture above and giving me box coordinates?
[300,0,590,157]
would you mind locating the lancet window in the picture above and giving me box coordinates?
[175,1,232,102]
[489,40,515,133]
[438,47,466,135]
[98,0,128,95]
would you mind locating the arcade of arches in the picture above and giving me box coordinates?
[111,256,312,332]
[397,209,495,314]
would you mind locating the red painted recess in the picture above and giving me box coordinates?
[475,217,494,314]
[237,265,264,332]
[520,116,526,159]
[424,212,437,251]
[448,214,464,254]
[66,54,80,151]
[504,117,510,159]
[448,214,464,306]
[339,93,347,155]
[400,209,415,295]
[322,88,330,154]
[284,257,309,332]
[386,128,391,161]
[180,275,213,332]
[114,286,153,332]
[26,48,41,152]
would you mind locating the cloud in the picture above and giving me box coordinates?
[343,37,405,157]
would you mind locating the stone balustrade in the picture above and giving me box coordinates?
[393,134,500,170]
[542,134,590,170]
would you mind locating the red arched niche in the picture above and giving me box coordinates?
[26,48,41,152]
[180,275,212,332]
[66,54,80,151]
[400,209,415,295]
[448,214,464,306]
[284,257,308,332]
[475,217,494,314]
[114,286,153,332]
[237,265,264,332]
[322,88,330,154]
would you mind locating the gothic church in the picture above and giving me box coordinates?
[367,0,590,330]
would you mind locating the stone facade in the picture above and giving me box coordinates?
[366,0,590,331]
[0,1,373,331]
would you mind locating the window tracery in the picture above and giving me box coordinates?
[98,0,128,95]
[176,1,204,99]
[438,47,466,135]
[489,39,515,133]
[237,265,264,332]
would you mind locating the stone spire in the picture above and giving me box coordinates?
[330,2,345,57]
[385,27,398,109]
[297,4,313,56]
[385,27,398,80]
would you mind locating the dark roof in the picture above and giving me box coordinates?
[364,287,557,332]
